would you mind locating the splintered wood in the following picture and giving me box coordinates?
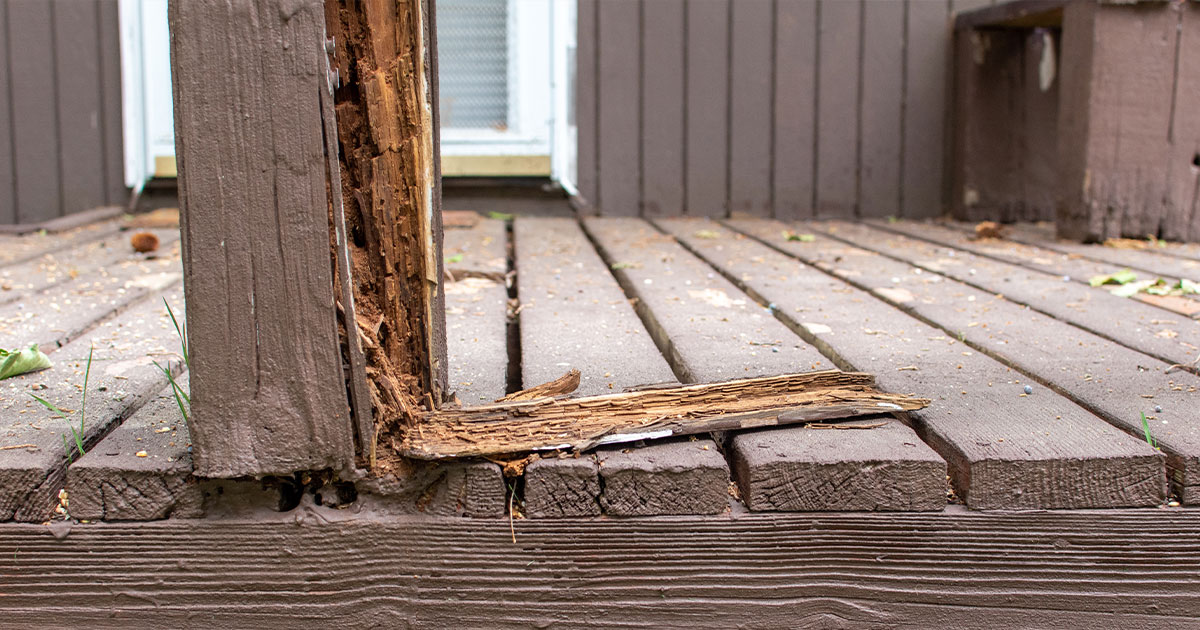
[325,0,446,464]
[400,370,930,459]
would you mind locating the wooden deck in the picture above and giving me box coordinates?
[6,212,1200,626]
[3,214,1200,522]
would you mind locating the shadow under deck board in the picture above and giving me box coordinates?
[814,221,1200,369]
[868,219,1200,319]
[3,510,1200,628]
[588,217,947,512]
[661,218,1163,510]
[736,219,1200,503]
[0,287,187,522]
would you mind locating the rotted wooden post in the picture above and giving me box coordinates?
[170,0,445,477]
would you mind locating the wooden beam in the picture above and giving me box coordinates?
[169,0,354,477]
[5,510,1200,627]
[324,0,446,471]
[403,371,929,459]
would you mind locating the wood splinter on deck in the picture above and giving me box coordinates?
[401,369,930,459]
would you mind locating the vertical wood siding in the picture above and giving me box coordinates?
[579,0,991,219]
[0,0,125,225]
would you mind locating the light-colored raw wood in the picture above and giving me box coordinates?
[403,370,929,459]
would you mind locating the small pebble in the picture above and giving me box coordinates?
[135,450,148,458]
[1155,405,1163,413]
[1023,385,1033,394]
[767,302,778,311]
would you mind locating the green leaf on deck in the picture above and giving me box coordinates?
[1180,279,1200,295]
[782,230,815,242]
[694,230,721,239]
[445,253,464,264]
[1089,268,1138,287]
[0,345,52,381]
[487,211,514,221]
[1110,279,1157,298]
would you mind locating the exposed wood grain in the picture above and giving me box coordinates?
[0,288,186,522]
[815,0,860,218]
[404,370,929,460]
[326,0,447,472]
[66,374,200,521]
[731,421,946,512]
[673,218,1164,509]
[171,0,353,477]
[7,0,61,222]
[784,220,1200,503]
[772,0,817,220]
[3,510,1200,628]
[902,1,949,218]
[858,0,904,218]
[728,0,773,217]
[684,0,729,218]
[640,0,685,217]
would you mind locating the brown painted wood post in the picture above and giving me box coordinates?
[1056,0,1198,242]
[170,0,355,477]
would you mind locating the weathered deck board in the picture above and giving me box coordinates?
[445,278,508,405]
[584,217,828,381]
[667,218,1164,509]
[3,510,1200,628]
[741,220,1200,502]
[0,219,122,267]
[442,216,506,279]
[443,217,509,404]
[0,288,186,522]
[514,217,726,517]
[815,222,1200,368]
[66,374,199,521]
[0,238,182,353]
[869,219,1200,318]
[590,217,947,512]
[1003,222,1200,282]
[513,217,675,395]
[0,229,179,308]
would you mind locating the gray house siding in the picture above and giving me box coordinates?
[577,0,994,219]
[0,0,126,225]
